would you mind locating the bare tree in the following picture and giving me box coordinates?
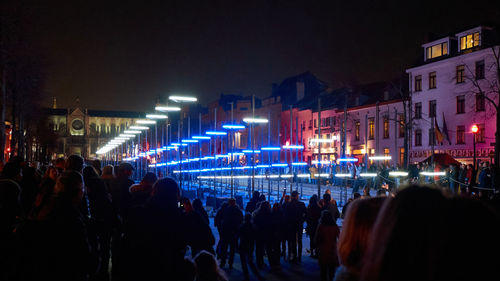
[462,46,500,170]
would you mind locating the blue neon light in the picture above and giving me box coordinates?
[242,149,261,153]
[271,163,288,167]
[292,162,307,166]
[181,139,199,143]
[171,143,181,146]
[282,145,304,149]
[215,154,230,158]
[192,135,211,140]
[222,124,246,130]
[261,146,281,151]
[206,131,227,135]
[256,165,269,168]
[338,158,359,162]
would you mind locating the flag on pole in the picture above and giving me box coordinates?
[442,112,451,145]
[434,117,444,145]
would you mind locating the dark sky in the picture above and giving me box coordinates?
[11,0,500,112]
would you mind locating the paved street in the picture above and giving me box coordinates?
[186,180,371,280]
[207,217,322,281]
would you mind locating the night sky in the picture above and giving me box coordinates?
[9,0,500,112]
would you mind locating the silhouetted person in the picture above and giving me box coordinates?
[129,172,157,206]
[269,202,284,269]
[214,202,228,258]
[335,197,385,281]
[82,166,117,281]
[315,210,340,281]
[194,250,228,281]
[180,197,215,257]
[306,194,322,258]
[245,191,260,214]
[219,198,243,269]
[20,167,39,215]
[239,213,254,280]
[283,191,306,263]
[252,200,273,268]
[15,171,95,281]
[0,162,22,280]
[193,198,210,225]
[361,186,500,281]
[30,166,59,219]
[122,177,188,280]
[92,159,102,176]
[108,162,134,280]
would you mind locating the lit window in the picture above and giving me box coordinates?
[460,32,480,50]
[398,114,405,138]
[426,42,448,59]
[355,120,360,141]
[368,118,374,140]
[383,116,389,139]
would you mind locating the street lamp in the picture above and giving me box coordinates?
[472,124,479,172]
[146,114,168,174]
[243,117,269,195]
[222,123,246,198]
[167,96,197,189]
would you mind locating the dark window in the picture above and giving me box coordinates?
[414,75,422,92]
[476,93,485,112]
[429,100,436,118]
[456,65,465,83]
[355,120,360,141]
[429,72,437,89]
[476,60,485,80]
[414,102,422,119]
[309,120,313,129]
[428,128,436,146]
[383,116,389,139]
[456,95,465,114]
[415,129,422,146]
[456,126,465,144]
[368,118,374,140]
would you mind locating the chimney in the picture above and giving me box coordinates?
[52,97,57,109]
[383,91,389,101]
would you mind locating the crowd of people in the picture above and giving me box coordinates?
[1,155,500,281]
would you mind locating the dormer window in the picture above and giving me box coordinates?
[426,42,448,60]
[460,32,480,51]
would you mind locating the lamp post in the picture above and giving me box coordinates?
[155,104,181,176]
[472,124,479,173]
[146,114,167,174]
[167,95,197,189]
[243,117,268,195]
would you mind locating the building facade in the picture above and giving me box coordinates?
[47,101,145,159]
[406,26,499,164]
